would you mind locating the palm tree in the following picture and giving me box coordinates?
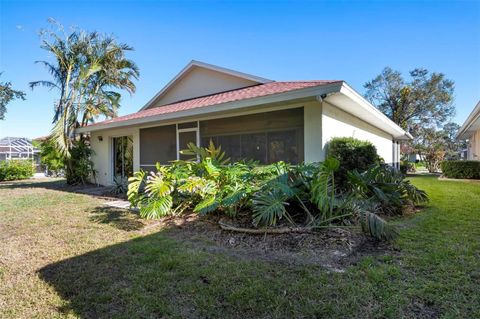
[30,22,139,156]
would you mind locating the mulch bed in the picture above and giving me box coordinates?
[158,214,397,272]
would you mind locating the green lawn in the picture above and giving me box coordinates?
[0,176,479,318]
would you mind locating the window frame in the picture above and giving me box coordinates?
[176,121,200,160]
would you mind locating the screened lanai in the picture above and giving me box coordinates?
[0,137,39,161]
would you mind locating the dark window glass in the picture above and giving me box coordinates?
[199,108,304,164]
[218,135,242,161]
[201,136,217,148]
[113,136,133,179]
[140,125,176,165]
[267,130,299,163]
[241,133,267,163]
[178,131,197,160]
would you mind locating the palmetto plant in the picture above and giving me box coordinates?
[347,164,428,214]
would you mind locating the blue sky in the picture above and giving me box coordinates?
[1,0,479,138]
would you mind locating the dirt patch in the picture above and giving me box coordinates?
[157,214,397,272]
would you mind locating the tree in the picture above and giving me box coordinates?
[364,67,455,130]
[412,127,446,172]
[30,21,139,183]
[440,122,466,160]
[364,67,458,172]
[0,73,26,120]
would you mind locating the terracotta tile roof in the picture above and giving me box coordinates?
[85,80,341,128]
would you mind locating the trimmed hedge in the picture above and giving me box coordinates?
[327,137,380,184]
[440,160,480,179]
[0,160,35,181]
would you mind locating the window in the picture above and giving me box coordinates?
[178,130,197,160]
[177,122,199,160]
[140,125,176,169]
[200,108,304,164]
[267,130,301,163]
[113,136,133,180]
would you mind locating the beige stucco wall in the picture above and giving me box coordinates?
[89,127,140,186]
[151,67,259,107]
[304,101,323,163]
[468,129,480,160]
[321,101,394,164]
[88,101,398,185]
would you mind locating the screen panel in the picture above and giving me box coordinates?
[140,125,176,165]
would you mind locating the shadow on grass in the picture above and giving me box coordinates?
[38,232,191,318]
[89,206,145,231]
[0,178,122,199]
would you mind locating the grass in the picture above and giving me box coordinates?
[0,176,479,318]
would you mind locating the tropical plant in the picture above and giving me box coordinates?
[65,139,96,184]
[127,143,427,240]
[347,164,428,214]
[30,20,139,183]
[180,140,230,164]
[38,137,66,174]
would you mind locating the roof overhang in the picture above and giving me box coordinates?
[77,81,411,140]
[457,100,480,140]
[325,83,412,140]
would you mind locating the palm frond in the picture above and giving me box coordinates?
[139,196,173,219]
[252,190,290,226]
[361,212,398,241]
[194,195,219,214]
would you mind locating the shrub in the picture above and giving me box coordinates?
[327,137,380,185]
[0,160,35,181]
[39,138,66,175]
[128,143,428,241]
[347,164,428,215]
[400,161,414,174]
[440,161,480,179]
[65,139,96,185]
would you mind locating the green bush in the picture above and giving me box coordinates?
[127,143,428,241]
[400,161,414,174]
[39,138,66,174]
[440,161,480,179]
[66,139,96,185]
[327,137,380,184]
[0,160,35,181]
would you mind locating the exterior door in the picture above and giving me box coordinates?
[177,122,199,160]
[113,136,133,181]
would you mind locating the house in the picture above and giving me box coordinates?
[77,61,411,186]
[457,100,480,160]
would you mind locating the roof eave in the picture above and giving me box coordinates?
[333,83,412,140]
[456,100,480,140]
[76,81,344,133]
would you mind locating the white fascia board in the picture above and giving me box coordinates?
[338,83,412,140]
[77,82,344,134]
[457,100,480,140]
[138,60,273,112]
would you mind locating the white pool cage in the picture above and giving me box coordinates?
[0,137,43,173]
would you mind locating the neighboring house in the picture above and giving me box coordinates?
[457,100,480,160]
[77,60,411,186]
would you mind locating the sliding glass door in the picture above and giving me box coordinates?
[113,136,133,180]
